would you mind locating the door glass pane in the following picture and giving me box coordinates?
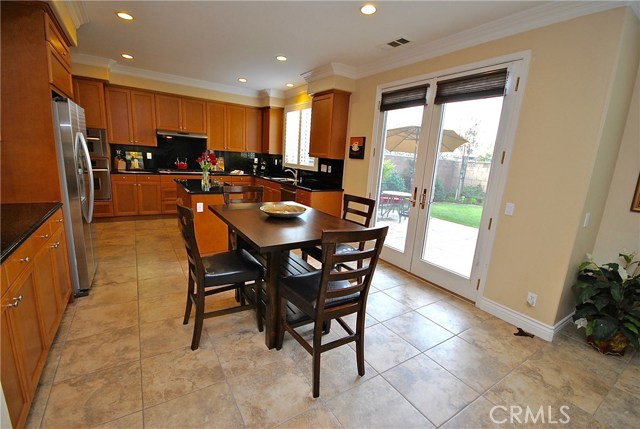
[376,105,423,251]
[421,97,503,277]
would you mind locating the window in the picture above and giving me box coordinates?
[283,102,316,170]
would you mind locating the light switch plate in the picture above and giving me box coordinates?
[320,165,327,172]
[146,152,152,159]
[196,202,203,213]
[505,202,515,216]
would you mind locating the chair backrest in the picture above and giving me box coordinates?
[176,201,204,287]
[317,226,388,319]
[223,185,264,204]
[342,194,376,227]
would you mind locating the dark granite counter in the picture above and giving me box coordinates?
[175,179,226,195]
[1,202,63,262]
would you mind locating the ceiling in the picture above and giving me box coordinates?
[69,1,628,97]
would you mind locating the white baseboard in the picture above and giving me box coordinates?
[476,297,574,342]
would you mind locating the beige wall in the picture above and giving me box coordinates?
[342,7,639,327]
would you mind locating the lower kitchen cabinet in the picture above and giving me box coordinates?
[176,186,228,255]
[296,189,343,217]
[112,174,162,216]
[93,201,114,218]
[1,302,30,429]
[160,174,199,214]
[254,177,281,202]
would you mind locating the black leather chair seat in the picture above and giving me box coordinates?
[202,249,263,287]
[301,243,357,262]
[280,271,358,316]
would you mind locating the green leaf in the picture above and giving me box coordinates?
[623,322,639,335]
[576,284,597,304]
[572,281,592,290]
[585,320,595,337]
[623,314,640,327]
[610,282,623,303]
[593,296,610,312]
[573,304,598,320]
[591,317,619,341]
[621,326,640,350]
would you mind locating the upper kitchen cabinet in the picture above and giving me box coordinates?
[1,1,72,202]
[155,94,206,134]
[309,89,351,159]
[206,102,263,153]
[72,77,107,129]
[262,107,283,155]
[105,86,157,146]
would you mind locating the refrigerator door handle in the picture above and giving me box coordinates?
[76,131,95,223]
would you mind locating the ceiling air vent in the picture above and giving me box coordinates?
[378,37,411,51]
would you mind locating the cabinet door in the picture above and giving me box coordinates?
[47,45,73,98]
[309,93,333,158]
[262,107,283,155]
[155,94,182,132]
[182,99,206,133]
[226,105,246,152]
[137,177,162,215]
[131,91,157,146]
[73,78,107,129]
[50,228,71,313]
[1,304,30,429]
[33,245,59,346]
[207,102,226,150]
[245,107,262,153]
[106,87,133,144]
[112,176,139,216]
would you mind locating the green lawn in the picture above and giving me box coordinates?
[430,202,483,228]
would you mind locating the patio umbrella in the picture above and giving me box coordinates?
[385,126,467,153]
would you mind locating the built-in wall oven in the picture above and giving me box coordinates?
[86,128,111,201]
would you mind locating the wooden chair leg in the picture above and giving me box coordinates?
[183,276,194,325]
[356,313,366,376]
[191,290,205,351]
[255,278,264,332]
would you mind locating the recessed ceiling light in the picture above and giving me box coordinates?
[116,11,134,21]
[121,53,134,60]
[360,4,377,15]
[285,83,294,88]
[276,55,287,62]
[238,78,247,83]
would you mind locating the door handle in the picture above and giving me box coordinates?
[409,187,418,207]
[420,189,427,209]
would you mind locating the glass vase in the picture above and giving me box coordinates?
[201,170,210,191]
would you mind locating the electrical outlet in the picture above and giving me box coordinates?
[146,152,152,159]
[505,202,515,216]
[527,292,537,307]
[196,202,203,213]
[327,165,332,173]
[320,164,327,173]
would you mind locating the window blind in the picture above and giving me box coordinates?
[380,84,429,111]
[434,69,508,104]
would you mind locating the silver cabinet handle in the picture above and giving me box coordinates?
[5,295,23,308]
[50,242,60,249]
[19,257,30,263]
[39,233,50,240]
[56,218,64,223]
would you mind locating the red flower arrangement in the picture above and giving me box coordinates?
[196,152,217,172]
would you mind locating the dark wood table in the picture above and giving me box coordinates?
[209,202,366,348]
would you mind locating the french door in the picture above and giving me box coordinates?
[373,60,525,301]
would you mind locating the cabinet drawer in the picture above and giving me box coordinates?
[44,14,70,68]
[93,202,113,218]
[47,45,73,97]
[4,239,34,287]
[48,209,65,234]
[31,222,52,254]
[137,175,161,183]
[112,174,136,183]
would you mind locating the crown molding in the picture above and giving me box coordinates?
[63,0,89,29]
[301,62,357,83]
[72,53,116,69]
[260,89,285,99]
[355,1,629,80]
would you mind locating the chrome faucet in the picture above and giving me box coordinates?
[284,168,298,184]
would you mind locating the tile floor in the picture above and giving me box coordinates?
[25,216,639,429]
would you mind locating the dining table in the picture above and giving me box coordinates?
[208,202,367,349]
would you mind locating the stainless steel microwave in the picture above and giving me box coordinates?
[86,128,109,158]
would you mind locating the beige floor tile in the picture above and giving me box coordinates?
[67,301,139,341]
[92,265,138,286]
[135,249,181,265]
[52,305,75,345]
[365,291,411,321]
[75,281,138,309]
[143,382,244,429]
[325,375,434,428]
[341,311,379,328]
[440,396,523,429]
[614,355,640,397]
[24,382,52,429]
[139,317,212,358]
[274,404,342,429]
[204,310,263,341]
[417,300,487,334]
[95,243,136,258]
[137,260,185,280]
[384,353,479,426]
[426,336,515,392]
[141,345,225,407]
[96,252,138,267]
[41,362,142,429]
[91,411,143,429]
[360,323,420,373]
[384,311,454,351]
[137,274,186,300]
[383,281,448,309]
[370,269,415,290]
[227,360,315,428]
[594,386,640,429]
[38,340,64,386]
[138,291,186,324]
[55,325,140,383]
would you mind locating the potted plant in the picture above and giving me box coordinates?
[572,252,640,355]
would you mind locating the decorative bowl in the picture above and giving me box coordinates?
[260,203,306,218]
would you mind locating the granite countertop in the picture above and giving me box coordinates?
[1,202,63,262]
[176,179,226,194]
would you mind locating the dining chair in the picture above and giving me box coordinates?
[223,185,264,204]
[177,201,264,350]
[276,226,388,398]
[301,194,376,266]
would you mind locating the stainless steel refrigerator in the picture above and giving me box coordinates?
[52,97,97,296]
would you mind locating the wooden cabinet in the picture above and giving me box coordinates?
[45,13,72,97]
[160,175,198,214]
[176,187,229,256]
[223,175,253,186]
[112,174,162,216]
[262,107,284,155]
[73,77,107,129]
[296,189,343,217]
[309,90,351,159]
[1,207,72,428]
[106,86,157,146]
[155,94,206,134]
[255,178,281,202]
[206,102,263,153]
[93,201,114,218]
